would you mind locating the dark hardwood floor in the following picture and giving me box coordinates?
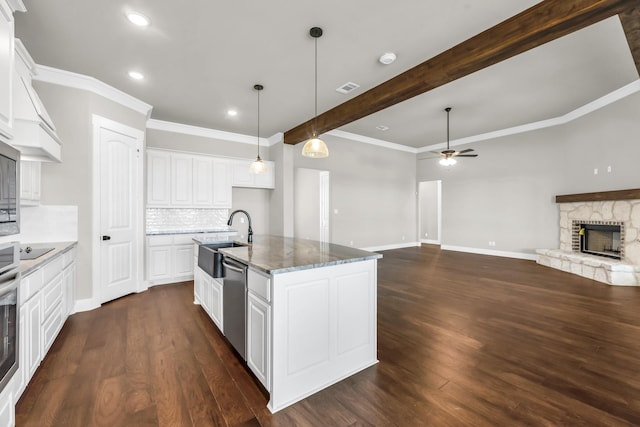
[15,245,640,426]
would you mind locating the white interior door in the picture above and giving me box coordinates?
[95,116,143,304]
[294,168,330,242]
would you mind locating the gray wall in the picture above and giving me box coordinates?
[34,81,148,300]
[294,133,417,248]
[232,187,270,241]
[417,91,640,255]
[294,168,322,241]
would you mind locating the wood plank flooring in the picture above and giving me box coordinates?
[15,245,640,426]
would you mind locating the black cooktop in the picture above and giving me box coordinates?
[20,247,55,260]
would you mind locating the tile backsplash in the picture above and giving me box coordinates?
[146,208,229,233]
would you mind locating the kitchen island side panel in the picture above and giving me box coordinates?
[269,258,378,413]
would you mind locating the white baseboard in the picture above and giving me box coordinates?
[360,241,421,252]
[441,245,538,261]
[421,239,441,245]
[73,298,101,313]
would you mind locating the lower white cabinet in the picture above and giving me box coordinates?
[0,384,13,427]
[146,234,195,285]
[194,266,223,331]
[246,268,271,389]
[15,245,76,405]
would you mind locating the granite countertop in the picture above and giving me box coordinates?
[196,235,382,275]
[18,241,78,276]
[147,227,237,236]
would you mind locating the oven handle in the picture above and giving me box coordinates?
[0,273,19,296]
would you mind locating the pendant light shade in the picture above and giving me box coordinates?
[302,27,329,158]
[250,84,267,174]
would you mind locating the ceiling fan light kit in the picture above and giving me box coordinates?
[250,84,267,174]
[302,26,329,159]
[436,107,478,166]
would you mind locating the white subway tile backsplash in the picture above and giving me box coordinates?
[146,208,229,234]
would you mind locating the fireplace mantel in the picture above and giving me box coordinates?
[556,188,640,203]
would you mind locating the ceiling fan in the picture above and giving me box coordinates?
[428,107,478,166]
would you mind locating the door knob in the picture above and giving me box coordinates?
[102,235,111,241]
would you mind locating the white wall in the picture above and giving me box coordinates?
[294,168,322,241]
[293,133,417,249]
[417,91,640,257]
[419,181,439,242]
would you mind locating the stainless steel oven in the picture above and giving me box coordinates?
[0,268,19,394]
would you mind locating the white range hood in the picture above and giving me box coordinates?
[11,39,62,162]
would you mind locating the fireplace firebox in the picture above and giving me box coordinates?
[571,220,624,260]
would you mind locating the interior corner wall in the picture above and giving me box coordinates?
[146,128,265,159]
[419,181,439,242]
[32,81,148,300]
[294,134,417,249]
[416,91,640,256]
[268,140,294,237]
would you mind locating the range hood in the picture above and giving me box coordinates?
[11,39,62,162]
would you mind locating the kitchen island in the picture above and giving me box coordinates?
[192,235,381,413]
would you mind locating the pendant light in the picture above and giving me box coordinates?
[302,27,329,158]
[439,107,457,166]
[250,84,267,174]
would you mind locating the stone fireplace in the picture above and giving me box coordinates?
[536,189,640,286]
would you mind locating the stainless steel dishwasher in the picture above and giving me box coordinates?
[222,256,248,360]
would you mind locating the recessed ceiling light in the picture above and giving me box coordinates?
[376,125,390,131]
[379,52,397,65]
[227,110,238,117]
[128,71,144,80]
[127,12,150,27]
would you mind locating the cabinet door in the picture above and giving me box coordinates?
[147,245,172,281]
[212,158,232,208]
[63,263,76,317]
[170,154,193,206]
[147,150,171,206]
[27,296,42,379]
[253,161,275,189]
[210,278,224,331]
[232,159,254,187]
[0,2,13,139]
[173,244,194,278]
[193,156,213,206]
[247,291,270,389]
[17,299,28,398]
[194,267,203,304]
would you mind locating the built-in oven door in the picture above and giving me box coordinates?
[0,272,18,394]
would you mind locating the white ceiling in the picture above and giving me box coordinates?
[14,1,639,150]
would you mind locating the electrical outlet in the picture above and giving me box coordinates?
[424,233,428,238]
[607,165,612,173]
[240,217,245,223]
[350,240,354,246]
[334,209,339,214]
[594,168,598,175]
[402,236,405,241]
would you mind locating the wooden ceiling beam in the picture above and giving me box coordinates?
[619,5,640,74]
[284,0,635,146]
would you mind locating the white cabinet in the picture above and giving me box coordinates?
[147,150,171,206]
[194,265,224,331]
[170,153,193,206]
[0,1,14,141]
[20,160,41,205]
[62,247,76,317]
[146,234,195,285]
[193,156,213,206]
[147,149,234,208]
[247,268,271,389]
[0,383,13,427]
[212,158,232,208]
[232,159,275,189]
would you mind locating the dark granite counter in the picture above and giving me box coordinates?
[18,241,77,276]
[193,235,382,275]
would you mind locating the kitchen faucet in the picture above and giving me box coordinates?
[227,210,253,243]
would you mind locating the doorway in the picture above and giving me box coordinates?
[418,180,441,245]
[92,116,144,304]
[294,168,330,243]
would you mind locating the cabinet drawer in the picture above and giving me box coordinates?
[148,235,173,246]
[20,269,43,304]
[63,247,76,267]
[41,275,63,319]
[42,255,63,284]
[248,268,270,302]
[173,234,196,245]
[42,301,64,354]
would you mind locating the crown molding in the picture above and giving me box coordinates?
[6,0,26,13]
[417,79,640,153]
[326,129,418,153]
[32,65,153,118]
[147,119,277,147]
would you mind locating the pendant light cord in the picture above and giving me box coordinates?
[257,87,260,154]
[314,35,318,138]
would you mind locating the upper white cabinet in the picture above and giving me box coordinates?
[0,1,15,140]
[147,149,273,209]
[232,159,275,189]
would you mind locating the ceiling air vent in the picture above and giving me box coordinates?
[336,82,360,94]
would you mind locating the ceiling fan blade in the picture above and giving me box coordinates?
[457,154,478,157]
[458,148,474,154]
[429,150,444,156]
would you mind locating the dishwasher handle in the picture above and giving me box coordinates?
[222,258,246,273]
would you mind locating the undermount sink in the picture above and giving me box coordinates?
[197,241,247,278]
